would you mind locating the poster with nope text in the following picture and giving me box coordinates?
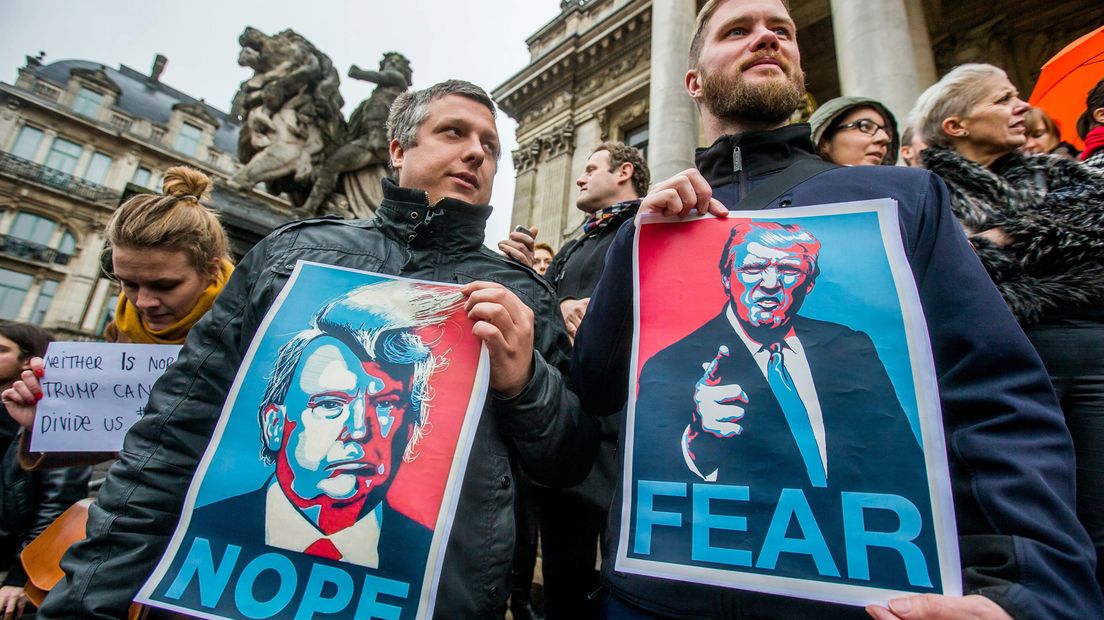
[138,261,489,620]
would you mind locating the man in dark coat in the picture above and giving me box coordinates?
[539,142,650,618]
[36,80,598,620]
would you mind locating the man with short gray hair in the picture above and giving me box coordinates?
[38,80,598,619]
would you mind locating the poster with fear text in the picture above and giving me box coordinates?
[621,199,960,606]
[137,261,488,620]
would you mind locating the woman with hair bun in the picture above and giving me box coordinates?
[4,165,233,466]
[0,167,233,618]
[103,165,233,343]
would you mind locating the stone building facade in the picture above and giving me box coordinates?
[0,54,294,340]
[494,0,1104,249]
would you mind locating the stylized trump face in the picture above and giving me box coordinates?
[258,280,463,530]
[266,335,413,511]
[720,221,820,331]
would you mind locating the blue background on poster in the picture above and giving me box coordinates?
[774,210,920,441]
[193,263,393,508]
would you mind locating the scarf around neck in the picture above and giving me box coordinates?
[110,258,234,344]
[1080,126,1104,162]
[582,199,640,234]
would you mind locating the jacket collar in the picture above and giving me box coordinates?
[695,123,820,187]
[375,177,490,252]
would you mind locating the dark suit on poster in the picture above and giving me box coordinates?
[161,485,433,617]
[629,310,937,592]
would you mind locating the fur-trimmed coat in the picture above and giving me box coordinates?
[1084,149,1104,172]
[923,146,1104,325]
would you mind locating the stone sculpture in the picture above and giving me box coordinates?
[228,27,344,206]
[303,53,412,216]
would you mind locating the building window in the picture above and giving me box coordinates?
[9,213,55,246]
[173,122,202,157]
[30,279,58,325]
[44,137,82,175]
[99,293,118,335]
[4,213,77,265]
[9,125,44,161]
[132,166,152,188]
[0,269,32,319]
[57,232,77,263]
[83,152,113,185]
[624,123,649,160]
[73,87,103,118]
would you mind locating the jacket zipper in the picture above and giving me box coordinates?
[732,146,747,204]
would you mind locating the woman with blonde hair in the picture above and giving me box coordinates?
[0,166,232,619]
[912,63,1104,590]
[4,165,233,464]
[102,166,233,344]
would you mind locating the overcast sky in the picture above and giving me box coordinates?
[0,1,564,247]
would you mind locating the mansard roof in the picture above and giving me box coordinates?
[33,59,239,153]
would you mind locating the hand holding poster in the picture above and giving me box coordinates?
[30,342,182,452]
[621,200,960,606]
[137,262,488,620]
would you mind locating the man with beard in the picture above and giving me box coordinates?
[572,1,1100,619]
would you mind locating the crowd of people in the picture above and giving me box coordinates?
[0,0,1102,618]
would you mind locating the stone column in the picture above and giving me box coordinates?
[509,139,542,235]
[904,0,937,92]
[48,231,105,327]
[534,120,576,247]
[74,146,94,179]
[830,0,935,130]
[32,130,57,165]
[80,278,112,332]
[0,102,22,152]
[648,0,697,181]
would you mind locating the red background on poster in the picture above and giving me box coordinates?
[385,305,484,530]
[635,216,751,377]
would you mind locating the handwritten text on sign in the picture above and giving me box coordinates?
[30,342,182,452]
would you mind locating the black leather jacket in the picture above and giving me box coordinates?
[39,180,598,619]
[0,412,90,587]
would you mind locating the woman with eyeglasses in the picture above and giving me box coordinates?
[912,63,1104,590]
[808,96,899,166]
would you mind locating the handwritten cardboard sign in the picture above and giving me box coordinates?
[30,341,182,452]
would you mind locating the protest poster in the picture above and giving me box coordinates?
[137,261,489,620]
[31,342,182,452]
[620,199,960,606]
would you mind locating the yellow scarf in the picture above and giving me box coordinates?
[111,258,234,345]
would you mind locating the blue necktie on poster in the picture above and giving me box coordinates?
[766,342,827,488]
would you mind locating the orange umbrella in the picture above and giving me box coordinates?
[1029,24,1104,151]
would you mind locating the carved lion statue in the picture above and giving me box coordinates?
[228,27,345,206]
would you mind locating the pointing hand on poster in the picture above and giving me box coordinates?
[693,345,748,438]
[2,356,45,431]
[461,281,535,398]
[865,593,1012,620]
[639,168,729,219]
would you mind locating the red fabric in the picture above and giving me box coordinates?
[304,538,343,561]
[1080,126,1104,161]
